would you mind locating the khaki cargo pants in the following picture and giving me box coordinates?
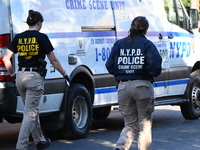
[115,80,154,150]
[16,70,46,150]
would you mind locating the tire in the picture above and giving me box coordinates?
[180,71,200,119]
[93,106,111,120]
[60,83,92,139]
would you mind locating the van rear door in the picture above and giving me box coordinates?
[0,0,12,82]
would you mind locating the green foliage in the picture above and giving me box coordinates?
[182,0,190,13]
[182,0,190,7]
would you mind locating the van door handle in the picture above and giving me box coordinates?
[158,33,163,40]
[168,34,173,39]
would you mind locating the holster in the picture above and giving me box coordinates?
[38,58,47,77]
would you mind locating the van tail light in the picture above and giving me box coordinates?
[0,34,10,47]
[0,34,12,82]
[0,58,12,82]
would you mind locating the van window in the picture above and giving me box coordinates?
[164,0,177,25]
[163,0,186,29]
[176,0,185,28]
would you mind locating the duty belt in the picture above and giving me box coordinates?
[18,67,39,72]
[119,79,137,82]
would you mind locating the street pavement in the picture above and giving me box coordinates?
[1,105,200,150]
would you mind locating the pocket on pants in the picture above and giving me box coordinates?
[135,82,152,100]
[117,83,126,92]
[135,80,151,88]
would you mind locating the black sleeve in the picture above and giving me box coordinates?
[105,42,117,75]
[7,35,18,54]
[42,34,54,54]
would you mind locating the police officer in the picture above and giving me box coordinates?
[106,16,162,150]
[3,10,69,150]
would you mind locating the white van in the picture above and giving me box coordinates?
[0,0,200,139]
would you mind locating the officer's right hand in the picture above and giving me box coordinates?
[64,75,70,86]
[64,75,70,82]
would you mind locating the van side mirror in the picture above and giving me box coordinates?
[190,9,199,29]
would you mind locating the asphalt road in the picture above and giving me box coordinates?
[1,105,200,150]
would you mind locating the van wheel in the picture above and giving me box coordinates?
[93,106,111,119]
[60,83,92,139]
[180,73,200,119]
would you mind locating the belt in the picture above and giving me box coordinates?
[120,79,136,82]
[18,67,39,72]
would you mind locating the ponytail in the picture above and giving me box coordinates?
[129,16,149,41]
[26,10,44,26]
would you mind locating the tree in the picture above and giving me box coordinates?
[182,0,190,12]
[182,0,190,7]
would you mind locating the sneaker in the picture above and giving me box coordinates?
[36,138,51,150]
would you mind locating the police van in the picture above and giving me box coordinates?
[0,0,200,139]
